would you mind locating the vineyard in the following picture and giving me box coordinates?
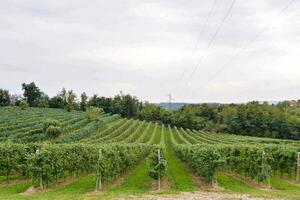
[0,106,300,200]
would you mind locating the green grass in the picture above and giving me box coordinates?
[269,177,300,200]
[153,125,162,144]
[33,176,96,200]
[216,173,265,195]
[164,128,199,191]
[85,158,152,200]
[108,159,152,193]
[0,181,30,199]
[217,172,300,200]
[0,176,95,200]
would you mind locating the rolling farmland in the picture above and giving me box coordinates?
[0,106,300,200]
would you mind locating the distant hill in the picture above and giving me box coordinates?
[156,101,281,111]
[155,102,187,111]
[156,102,221,111]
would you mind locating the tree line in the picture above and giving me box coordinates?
[0,82,299,139]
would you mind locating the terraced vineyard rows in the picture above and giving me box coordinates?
[0,107,300,200]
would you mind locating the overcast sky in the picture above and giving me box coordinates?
[0,0,299,103]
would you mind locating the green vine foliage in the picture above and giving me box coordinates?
[148,145,167,180]
[218,145,269,181]
[0,143,149,188]
[175,144,299,184]
[174,144,222,183]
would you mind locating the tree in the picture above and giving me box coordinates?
[87,94,99,107]
[112,94,139,118]
[139,103,166,121]
[19,100,29,110]
[59,88,67,106]
[80,92,88,111]
[49,96,64,109]
[65,90,77,111]
[122,95,139,118]
[0,89,10,106]
[10,94,23,106]
[218,105,237,125]
[22,82,42,107]
[37,93,49,108]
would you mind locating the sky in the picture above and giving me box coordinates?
[0,0,299,103]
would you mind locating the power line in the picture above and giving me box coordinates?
[180,0,295,101]
[168,94,174,110]
[205,0,296,83]
[173,0,218,92]
[180,0,237,91]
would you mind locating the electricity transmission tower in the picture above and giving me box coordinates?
[168,94,174,111]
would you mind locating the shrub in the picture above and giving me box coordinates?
[46,125,62,138]
[85,106,103,121]
[43,119,62,138]
[19,100,29,110]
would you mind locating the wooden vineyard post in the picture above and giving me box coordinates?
[296,152,300,183]
[96,149,102,192]
[261,150,270,188]
[40,176,43,190]
[36,149,43,190]
[158,148,161,191]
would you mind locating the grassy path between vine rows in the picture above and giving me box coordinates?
[153,125,162,144]
[90,159,152,199]
[217,172,300,200]
[163,127,199,191]
[0,175,97,200]
[86,124,163,199]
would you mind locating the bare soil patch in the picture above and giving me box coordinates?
[150,178,171,191]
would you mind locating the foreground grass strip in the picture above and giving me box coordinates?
[165,128,198,191]
[0,181,30,199]
[217,172,300,200]
[217,173,264,195]
[109,159,151,194]
[269,177,300,200]
[31,176,95,200]
[0,176,95,200]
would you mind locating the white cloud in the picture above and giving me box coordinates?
[0,0,299,103]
